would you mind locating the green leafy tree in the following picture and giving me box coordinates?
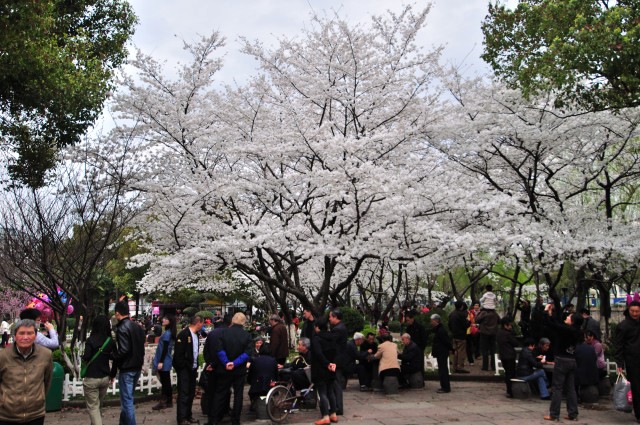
[0,0,136,187]
[482,0,640,110]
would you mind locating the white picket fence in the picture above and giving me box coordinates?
[62,343,205,401]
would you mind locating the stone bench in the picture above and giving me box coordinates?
[511,379,531,399]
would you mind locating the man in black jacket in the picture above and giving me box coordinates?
[517,338,551,400]
[111,300,145,425]
[405,311,428,380]
[496,316,519,398]
[329,309,348,416]
[344,332,371,391]
[210,312,252,425]
[398,333,424,388]
[174,315,204,425]
[614,300,640,423]
[431,314,453,393]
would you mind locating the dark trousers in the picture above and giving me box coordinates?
[158,370,172,401]
[0,418,44,425]
[332,368,346,414]
[357,362,372,386]
[480,334,496,370]
[466,334,476,363]
[176,367,197,422]
[436,353,450,392]
[502,358,516,395]
[316,380,337,417]
[550,357,578,419]
[626,357,640,421]
[212,373,245,425]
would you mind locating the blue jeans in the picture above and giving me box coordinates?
[118,370,141,425]
[519,369,549,398]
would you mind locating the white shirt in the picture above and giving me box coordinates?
[190,329,199,369]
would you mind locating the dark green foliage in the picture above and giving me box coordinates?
[388,320,401,333]
[0,0,137,187]
[181,307,197,317]
[482,0,640,111]
[339,307,365,335]
[195,310,214,320]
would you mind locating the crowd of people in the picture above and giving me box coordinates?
[3,291,640,425]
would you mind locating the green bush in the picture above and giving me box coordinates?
[66,318,76,332]
[195,310,214,320]
[388,320,401,333]
[52,346,73,375]
[361,325,378,337]
[419,308,449,333]
[182,307,198,316]
[339,307,365,335]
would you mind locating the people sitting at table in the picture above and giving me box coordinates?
[517,338,551,400]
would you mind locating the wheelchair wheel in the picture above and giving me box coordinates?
[266,385,293,423]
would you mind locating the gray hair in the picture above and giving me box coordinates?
[353,332,364,340]
[401,333,411,340]
[13,319,37,336]
[298,337,311,349]
[539,337,551,345]
[430,314,441,322]
[269,314,282,323]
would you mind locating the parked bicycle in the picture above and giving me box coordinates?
[265,372,317,423]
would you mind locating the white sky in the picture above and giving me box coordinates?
[125,0,517,84]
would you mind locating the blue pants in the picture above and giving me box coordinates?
[519,369,550,398]
[118,370,141,425]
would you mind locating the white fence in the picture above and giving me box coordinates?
[62,343,205,401]
[492,354,618,376]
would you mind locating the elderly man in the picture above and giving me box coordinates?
[269,314,289,365]
[19,308,59,350]
[210,313,252,425]
[398,333,424,388]
[345,332,372,391]
[0,319,54,425]
[431,314,453,394]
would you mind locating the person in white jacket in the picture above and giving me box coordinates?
[19,308,59,350]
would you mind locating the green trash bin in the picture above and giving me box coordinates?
[45,362,64,412]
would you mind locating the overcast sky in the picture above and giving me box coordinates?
[125,0,516,84]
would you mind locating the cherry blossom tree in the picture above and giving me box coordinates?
[434,75,640,318]
[118,6,506,314]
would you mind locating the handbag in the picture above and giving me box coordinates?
[80,337,111,378]
[614,371,633,413]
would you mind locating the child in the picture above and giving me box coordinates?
[479,284,497,310]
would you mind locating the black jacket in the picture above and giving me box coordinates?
[431,324,452,358]
[614,316,640,368]
[496,327,519,361]
[112,317,145,373]
[448,310,470,339]
[311,330,337,384]
[331,322,349,369]
[544,315,581,359]
[575,342,599,386]
[345,340,369,375]
[248,354,278,396]
[398,341,422,374]
[174,327,200,370]
[407,321,428,351]
[213,324,252,376]
[516,346,542,377]
[83,335,116,379]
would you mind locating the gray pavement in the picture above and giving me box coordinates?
[47,379,634,425]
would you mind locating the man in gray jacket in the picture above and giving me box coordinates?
[0,319,54,425]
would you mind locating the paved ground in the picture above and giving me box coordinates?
[47,378,633,425]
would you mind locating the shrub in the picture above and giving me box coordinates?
[182,307,198,317]
[339,307,365,335]
[195,310,214,320]
[388,320,401,333]
[361,325,378,337]
[66,318,76,333]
